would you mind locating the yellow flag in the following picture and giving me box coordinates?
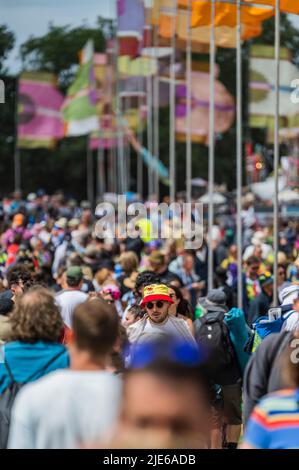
[118,56,158,77]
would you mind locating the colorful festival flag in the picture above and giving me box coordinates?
[117,0,145,57]
[175,69,235,144]
[17,72,64,149]
[249,45,299,139]
[191,1,274,28]
[243,0,299,15]
[61,40,99,136]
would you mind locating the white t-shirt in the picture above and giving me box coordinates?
[127,315,197,346]
[8,369,122,449]
[55,290,88,328]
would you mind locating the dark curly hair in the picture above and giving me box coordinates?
[9,286,63,343]
[6,264,35,290]
[135,271,161,294]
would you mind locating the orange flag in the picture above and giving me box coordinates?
[192,1,274,28]
[243,0,299,15]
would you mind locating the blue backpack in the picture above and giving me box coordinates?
[248,311,294,353]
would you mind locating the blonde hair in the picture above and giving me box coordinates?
[119,251,139,274]
[95,268,113,286]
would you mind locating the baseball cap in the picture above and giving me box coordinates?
[279,284,299,306]
[66,266,83,282]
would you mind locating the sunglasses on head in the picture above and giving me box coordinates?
[145,300,165,310]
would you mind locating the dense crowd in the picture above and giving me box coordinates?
[0,189,299,449]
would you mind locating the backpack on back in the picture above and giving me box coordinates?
[0,348,65,449]
[245,310,294,354]
[194,309,241,385]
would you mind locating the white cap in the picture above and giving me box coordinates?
[279,284,299,306]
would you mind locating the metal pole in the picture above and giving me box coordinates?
[236,0,243,309]
[147,74,154,198]
[208,0,216,293]
[273,0,280,305]
[186,0,192,203]
[97,145,105,200]
[127,95,131,192]
[116,2,125,195]
[109,146,115,193]
[87,137,94,207]
[14,79,21,191]
[169,0,177,203]
[137,76,144,198]
[153,23,160,202]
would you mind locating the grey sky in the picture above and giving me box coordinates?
[1,0,298,74]
[0,0,115,73]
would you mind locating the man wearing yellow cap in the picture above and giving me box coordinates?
[127,284,196,346]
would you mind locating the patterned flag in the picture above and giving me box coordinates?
[61,40,99,136]
[249,45,299,139]
[175,67,235,144]
[18,72,64,149]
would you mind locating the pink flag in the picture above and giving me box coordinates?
[18,72,64,148]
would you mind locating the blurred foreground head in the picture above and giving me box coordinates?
[114,339,212,449]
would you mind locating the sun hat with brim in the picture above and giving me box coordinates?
[148,251,165,266]
[140,284,174,307]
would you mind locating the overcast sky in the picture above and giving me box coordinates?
[1,0,298,74]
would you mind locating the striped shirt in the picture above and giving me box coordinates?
[244,389,299,449]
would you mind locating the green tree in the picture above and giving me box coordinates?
[20,18,113,90]
[0,19,114,199]
[0,25,15,73]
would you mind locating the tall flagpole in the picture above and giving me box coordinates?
[153,20,160,201]
[14,79,21,191]
[208,0,216,292]
[169,0,177,203]
[147,73,154,198]
[87,136,94,207]
[116,11,125,195]
[186,0,192,203]
[273,0,280,305]
[137,75,144,198]
[97,145,105,200]
[236,0,243,309]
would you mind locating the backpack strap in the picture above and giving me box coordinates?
[0,346,15,384]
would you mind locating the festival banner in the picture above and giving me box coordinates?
[249,45,299,138]
[175,68,235,144]
[61,40,99,136]
[18,71,64,149]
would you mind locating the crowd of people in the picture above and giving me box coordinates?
[0,189,299,449]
